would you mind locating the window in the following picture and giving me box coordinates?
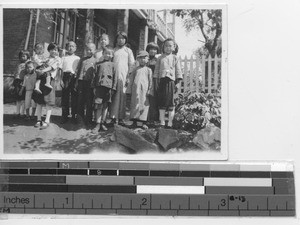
[67,11,77,42]
[54,10,65,47]
[93,22,107,49]
[53,10,77,48]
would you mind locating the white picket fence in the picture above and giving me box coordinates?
[177,55,222,96]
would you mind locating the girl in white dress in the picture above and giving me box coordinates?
[109,31,135,125]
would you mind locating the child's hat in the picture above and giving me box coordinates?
[146,42,159,52]
[137,50,149,58]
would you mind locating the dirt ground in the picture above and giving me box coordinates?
[3,103,130,154]
[3,103,219,156]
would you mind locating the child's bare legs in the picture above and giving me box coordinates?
[44,105,52,124]
[34,104,43,127]
[92,105,102,133]
[39,105,52,129]
[20,101,25,116]
[44,75,53,89]
[31,107,36,119]
[167,109,175,128]
[159,109,166,126]
[16,101,21,115]
[101,103,108,131]
[34,80,42,94]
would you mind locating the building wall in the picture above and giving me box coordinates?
[3,9,56,74]
[36,11,55,47]
[94,9,118,48]
[3,9,31,74]
[128,10,141,57]
[74,9,87,58]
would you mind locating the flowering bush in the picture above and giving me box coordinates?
[173,91,221,132]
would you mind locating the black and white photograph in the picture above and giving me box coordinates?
[1,5,228,160]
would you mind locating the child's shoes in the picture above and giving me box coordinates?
[34,120,43,127]
[141,124,148,130]
[165,122,173,129]
[44,83,53,89]
[92,124,101,134]
[100,124,108,131]
[40,122,49,129]
[118,119,126,126]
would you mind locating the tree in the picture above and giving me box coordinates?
[171,9,222,57]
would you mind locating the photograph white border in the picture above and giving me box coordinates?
[0,3,228,161]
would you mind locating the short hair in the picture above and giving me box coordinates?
[66,41,77,48]
[25,60,34,67]
[86,42,96,50]
[146,42,160,53]
[47,42,58,52]
[18,50,31,60]
[114,31,128,47]
[34,43,44,50]
[100,33,109,40]
[173,42,179,55]
[161,38,177,54]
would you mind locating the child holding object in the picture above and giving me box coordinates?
[34,43,62,129]
[110,31,135,126]
[19,61,37,120]
[127,50,153,129]
[154,38,183,128]
[32,43,53,94]
[92,46,116,133]
[12,50,30,118]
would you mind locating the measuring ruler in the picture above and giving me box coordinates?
[0,161,295,216]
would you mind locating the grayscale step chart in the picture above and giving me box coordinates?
[0,161,295,216]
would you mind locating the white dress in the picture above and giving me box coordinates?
[127,66,152,121]
[110,46,135,120]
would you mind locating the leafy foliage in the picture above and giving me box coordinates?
[171,9,222,57]
[173,91,221,132]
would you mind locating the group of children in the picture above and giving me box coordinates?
[12,31,183,132]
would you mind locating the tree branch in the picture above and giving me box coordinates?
[198,11,208,42]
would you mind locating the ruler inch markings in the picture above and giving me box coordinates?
[0,161,295,217]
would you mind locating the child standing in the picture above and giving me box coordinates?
[127,50,152,129]
[110,32,135,125]
[34,43,62,129]
[146,42,160,125]
[154,38,183,128]
[19,61,37,120]
[94,34,110,63]
[12,50,30,118]
[92,46,116,133]
[60,41,80,124]
[75,43,97,126]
